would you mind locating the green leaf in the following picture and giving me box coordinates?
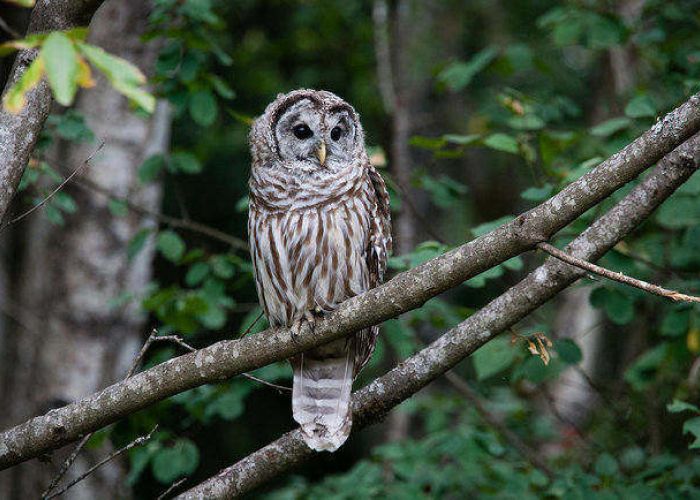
[2,55,44,113]
[438,47,499,91]
[472,336,518,380]
[625,95,656,118]
[53,192,77,213]
[138,154,166,183]
[114,84,156,113]
[42,32,78,106]
[507,114,545,130]
[442,133,480,145]
[128,228,151,261]
[590,287,634,325]
[683,417,700,449]
[189,89,218,126]
[595,453,619,477]
[590,117,631,137]
[108,199,128,217]
[208,75,236,99]
[44,203,65,225]
[661,308,690,337]
[157,230,186,263]
[77,42,154,112]
[210,256,235,279]
[170,152,202,174]
[555,338,583,364]
[186,262,210,286]
[521,184,554,202]
[657,196,700,228]
[78,42,145,87]
[668,400,700,414]
[151,439,199,484]
[483,133,519,154]
[4,0,35,6]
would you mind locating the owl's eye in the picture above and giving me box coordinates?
[293,124,313,140]
[330,126,343,141]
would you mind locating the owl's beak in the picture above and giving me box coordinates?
[316,141,327,166]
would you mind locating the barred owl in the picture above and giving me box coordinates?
[248,89,392,451]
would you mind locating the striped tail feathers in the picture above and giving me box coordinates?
[292,347,355,452]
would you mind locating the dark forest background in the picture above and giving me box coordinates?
[2,0,700,498]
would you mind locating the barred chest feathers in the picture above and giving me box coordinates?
[248,163,372,328]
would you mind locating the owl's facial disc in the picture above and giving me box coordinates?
[275,99,325,170]
[274,98,356,173]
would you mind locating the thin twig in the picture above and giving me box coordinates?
[241,373,291,393]
[40,433,93,498]
[1,141,105,231]
[44,426,158,500]
[71,175,248,250]
[152,334,196,353]
[0,15,21,39]
[538,242,700,303]
[445,372,554,479]
[238,311,264,338]
[157,477,188,500]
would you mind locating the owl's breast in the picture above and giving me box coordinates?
[249,193,372,327]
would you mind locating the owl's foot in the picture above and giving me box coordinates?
[290,310,319,344]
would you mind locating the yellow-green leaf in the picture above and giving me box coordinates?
[42,32,78,106]
[77,42,146,87]
[2,55,45,114]
[113,82,155,113]
[0,33,47,56]
[75,56,95,88]
[4,0,35,7]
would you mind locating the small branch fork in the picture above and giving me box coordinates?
[537,242,700,304]
[43,426,158,500]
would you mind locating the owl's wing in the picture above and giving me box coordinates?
[367,162,393,287]
[355,162,393,373]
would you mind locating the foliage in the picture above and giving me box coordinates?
[1,28,154,113]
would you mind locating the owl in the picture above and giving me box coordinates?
[248,89,392,451]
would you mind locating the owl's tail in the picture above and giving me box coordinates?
[292,341,354,452]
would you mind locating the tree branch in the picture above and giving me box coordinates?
[0,0,106,223]
[1,97,699,470]
[537,242,700,303]
[176,132,700,500]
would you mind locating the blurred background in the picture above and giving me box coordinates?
[2,0,700,498]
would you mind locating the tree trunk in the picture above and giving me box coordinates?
[0,1,170,498]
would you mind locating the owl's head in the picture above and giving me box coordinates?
[250,89,366,175]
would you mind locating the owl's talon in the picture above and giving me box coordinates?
[291,313,316,344]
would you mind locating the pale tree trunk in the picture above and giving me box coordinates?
[0,1,170,498]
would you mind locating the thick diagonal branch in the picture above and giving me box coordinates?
[0,0,106,223]
[1,97,700,470]
[176,135,700,499]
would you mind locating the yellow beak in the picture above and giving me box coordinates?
[316,141,327,166]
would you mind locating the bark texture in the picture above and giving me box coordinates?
[178,133,700,500]
[0,1,169,497]
[1,91,699,471]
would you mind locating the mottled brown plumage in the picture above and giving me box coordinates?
[248,89,391,451]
